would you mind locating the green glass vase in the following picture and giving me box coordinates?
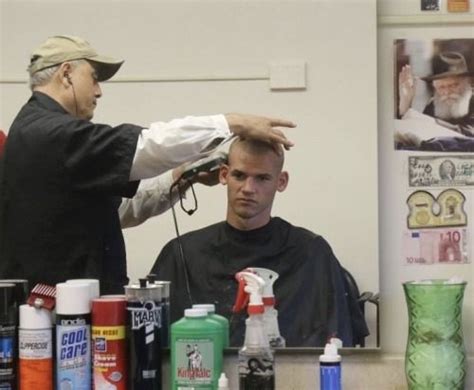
[403,280,467,390]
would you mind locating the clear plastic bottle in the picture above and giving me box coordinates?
[249,268,285,348]
[234,271,275,390]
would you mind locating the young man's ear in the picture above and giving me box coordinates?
[277,171,289,192]
[219,164,229,185]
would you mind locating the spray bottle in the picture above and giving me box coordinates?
[233,271,275,390]
[319,338,342,390]
[248,268,285,348]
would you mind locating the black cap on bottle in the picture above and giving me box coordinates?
[0,279,29,305]
[147,274,157,283]
[0,283,17,325]
[139,278,148,288]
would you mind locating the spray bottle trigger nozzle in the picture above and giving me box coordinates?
[232,275,250,313]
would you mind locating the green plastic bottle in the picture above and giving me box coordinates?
[171,308,223,390]
[193,304,229,348]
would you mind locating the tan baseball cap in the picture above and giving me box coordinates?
[28,35,124,81]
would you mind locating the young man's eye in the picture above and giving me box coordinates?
[231,172,245,180]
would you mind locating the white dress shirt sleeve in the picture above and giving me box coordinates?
[129,114,231,180]
[119,170,180,228]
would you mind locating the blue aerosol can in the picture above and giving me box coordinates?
[0,283,17,390]
[55,282,92,390]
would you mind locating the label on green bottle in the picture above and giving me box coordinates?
[175,338,214,388]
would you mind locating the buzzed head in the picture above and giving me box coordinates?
[228,137,285,172]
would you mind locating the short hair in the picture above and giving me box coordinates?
[228,137,285,172]
[29,59,86,91]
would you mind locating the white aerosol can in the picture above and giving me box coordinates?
[18,304,53,390]
[55,282,92,390]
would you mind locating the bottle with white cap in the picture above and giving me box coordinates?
[55,282,92,390]
[66,279,100,301]
[319,338,342,390]
[18,304,53,390]
[218,372,230,390]
[171,308,223,389]
[248,268,285,348]
[193,303,229,348]
[233,271,274,390]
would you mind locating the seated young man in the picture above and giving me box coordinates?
[150,137,368,347]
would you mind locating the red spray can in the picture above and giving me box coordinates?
[91,297,127,389]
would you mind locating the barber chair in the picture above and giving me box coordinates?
[342,268,379,347]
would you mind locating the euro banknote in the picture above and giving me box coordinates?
[403,228,469,265]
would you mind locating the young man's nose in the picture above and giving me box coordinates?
[242,178,256,193]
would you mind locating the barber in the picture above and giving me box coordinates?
[0,35,295,294]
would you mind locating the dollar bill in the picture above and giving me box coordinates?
[403,228,470,265]
[408,155,474,187]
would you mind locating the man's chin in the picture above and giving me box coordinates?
[235,210,255,219]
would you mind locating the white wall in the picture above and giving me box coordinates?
[0,0,379,346]
[378,1,474,355]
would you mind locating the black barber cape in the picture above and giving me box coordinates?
[0,92,142,293]
[152,217,368,347]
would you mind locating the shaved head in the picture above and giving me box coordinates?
[228,137,285,172]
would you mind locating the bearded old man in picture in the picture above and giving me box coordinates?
[399,51,474,135]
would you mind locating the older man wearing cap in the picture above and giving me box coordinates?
[398,51,474,134]
[0,35,295,294]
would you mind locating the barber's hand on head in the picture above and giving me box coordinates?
[225,113,296,151]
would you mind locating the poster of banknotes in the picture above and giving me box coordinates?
[403,227,469,264]
[394,38,474,152]
[403,187,471,265]
[409,155,474,187]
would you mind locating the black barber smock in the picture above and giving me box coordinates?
[152,217,368,347]
[0,92,142,293]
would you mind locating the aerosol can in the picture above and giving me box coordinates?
[248,268,285,348]
[233,271,275,390]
